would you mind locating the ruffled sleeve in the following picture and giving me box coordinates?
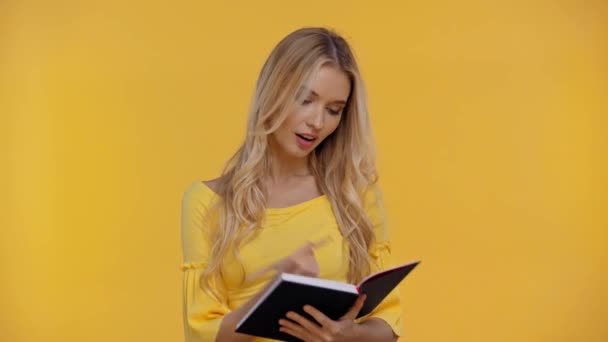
[358,183,404,337]
[181,182,231,341]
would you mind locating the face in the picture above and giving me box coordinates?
[270,64,351,159]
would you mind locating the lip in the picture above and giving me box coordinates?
[295,133,316,149]
[297,133,318,139]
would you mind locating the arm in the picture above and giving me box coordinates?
[279,295,398,342]
[219,239,324,341]
[357,184,404,338]
[215,279,277,342]
[278,185,403,342]
[182,182,323,341]
[216,277,303,341]
[353,318,399,341]
[181,182,253,342]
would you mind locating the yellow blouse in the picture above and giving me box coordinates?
[181,181,403,341]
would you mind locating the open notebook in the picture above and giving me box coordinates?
[236,260,420,341]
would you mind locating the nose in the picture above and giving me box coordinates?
[306,105,324,130]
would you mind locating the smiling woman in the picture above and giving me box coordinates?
[181,27,402,342]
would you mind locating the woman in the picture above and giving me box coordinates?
[181,27,402,341]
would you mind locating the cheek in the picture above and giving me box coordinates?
[275,115,297,137]
[275,127,293,147]
[281,109,306,131]
[324,115,342,136]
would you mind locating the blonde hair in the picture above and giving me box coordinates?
[201,27,379,299]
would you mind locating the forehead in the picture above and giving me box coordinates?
[303,64,351,102]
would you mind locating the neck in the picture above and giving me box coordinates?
[267,148,311,184]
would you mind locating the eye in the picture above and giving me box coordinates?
[302,99,312,105]
[327,107,342,116]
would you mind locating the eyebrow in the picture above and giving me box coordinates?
[304,89,347,105]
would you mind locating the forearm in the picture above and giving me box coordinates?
[215,275,279,342]
[215,309,255,342]
[352,318,398,342]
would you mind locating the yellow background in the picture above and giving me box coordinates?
[2,0,606,341]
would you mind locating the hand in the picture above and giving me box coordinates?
[274,240,324,277]
[219,239,328,342]
[246,238,329,284]
[278,294,367,342]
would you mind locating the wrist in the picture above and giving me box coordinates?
[350,321,365,340]
[351,318,398,342]
[217,311,255,342]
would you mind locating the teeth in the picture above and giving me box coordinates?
[298,134,315,141]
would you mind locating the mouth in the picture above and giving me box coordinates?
[295,133,317,148]
[296,133,317,142]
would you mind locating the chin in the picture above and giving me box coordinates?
[291,150,311,158]
[288,147,314,158]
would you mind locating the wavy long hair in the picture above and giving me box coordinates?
[201,27,379,299]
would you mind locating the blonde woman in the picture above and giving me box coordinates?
[181,27,402,342]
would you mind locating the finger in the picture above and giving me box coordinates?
[285,311,327,339]
[279,318,316,341]
[309,235,333,249]
[243,263,277,284]
[341,294,367,321]
[279,326,311,342]
[303,304,333,327]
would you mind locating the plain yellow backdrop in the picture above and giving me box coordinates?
[2,0,606,341]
